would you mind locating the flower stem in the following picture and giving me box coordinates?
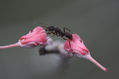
[86,55,107,72]
[0,43,19,50]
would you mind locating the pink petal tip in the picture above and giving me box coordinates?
[104,68,108,72]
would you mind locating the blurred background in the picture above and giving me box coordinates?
[0,0,119,79]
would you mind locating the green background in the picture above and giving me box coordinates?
[0,0,119,79]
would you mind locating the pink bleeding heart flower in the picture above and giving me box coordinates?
[0,26,47,49]
[64,34,107,72]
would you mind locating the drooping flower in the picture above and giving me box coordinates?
[64,34,107,72]
[0,26,47,49]
[18,26,47,48]
[64,34,89,55]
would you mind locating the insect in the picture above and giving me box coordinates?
[43,26,73,52]
[44,26,73,40]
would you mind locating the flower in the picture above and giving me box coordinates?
[64,34,107,72]
[64,34,89,56]
[0,26,47,49]
[18,26,47,48]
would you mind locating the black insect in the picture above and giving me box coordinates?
[39,26,73,55]
[45,26,73,40]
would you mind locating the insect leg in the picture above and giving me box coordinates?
[47,31,52,35]
[64,27,73,33]
[62,37,67,40]
[68,40,72,50]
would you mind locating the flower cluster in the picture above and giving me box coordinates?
[0,26,107,72]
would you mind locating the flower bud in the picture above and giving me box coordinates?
[64,34,107,72]
[18,26,47,48]
[64,34,89,56]
[0,26,47,49]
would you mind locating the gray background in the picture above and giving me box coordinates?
[0,0,119,79]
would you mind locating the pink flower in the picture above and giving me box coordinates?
[64,34,89,55]
[64,34,107,72]
[0,26,47,49]
[18,26,47,48]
